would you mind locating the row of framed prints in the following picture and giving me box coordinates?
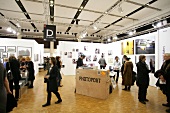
[0,46,32,58]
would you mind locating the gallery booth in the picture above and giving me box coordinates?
[0,38,44,97]
[58,27,170,91]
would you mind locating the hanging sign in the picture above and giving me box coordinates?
[44,24,56,41]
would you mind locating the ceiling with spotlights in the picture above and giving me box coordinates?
[0,0,170,47]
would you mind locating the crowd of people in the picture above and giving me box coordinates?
[1,53,170,112]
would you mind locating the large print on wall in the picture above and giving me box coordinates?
[86,55,91,62]
[121,40,134,55]
[135,36,155,54]
[17,46,32,57]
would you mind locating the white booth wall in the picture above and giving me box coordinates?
[0,38,44,75]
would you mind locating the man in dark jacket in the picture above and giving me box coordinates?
[160,53,170,113]
[76,55,85,69]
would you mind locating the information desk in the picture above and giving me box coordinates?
[76,69,110,99]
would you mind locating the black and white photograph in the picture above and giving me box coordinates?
[64,52,67,55]
[68,52,72,58]
[108,50,113,55]
[18,47,32,57]
[2,52,8,58]
[108,58,113,64]
[0,46,6,52]
[86,55,91,62]
[93,55,97,61]
[84,46,88,51]
[72,49,75,52]
[78,52,83,57]
[135,36,155,54]
[95,48,100,54]
[72,59,77,64]
[76,49,79,52]
[7,46,16,52]
[34,54,39,62]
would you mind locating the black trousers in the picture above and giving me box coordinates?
[100,66,105,69]
[47,90,62,104]
[28,80,34,87]
[114,70,119,83]
[9,80,20,99]
[138,85,148,101]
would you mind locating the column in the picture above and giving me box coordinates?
[78,38,81,42]
[50,41,54,57]
[17,32,22,39]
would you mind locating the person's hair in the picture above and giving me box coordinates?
[115,56,118,59]
[139,55,146,62]
[164,53,170,56]
[21,57,26,61]
[9,56,16,62]
[125,57,131,61]
[123,55,127,59]
[101,55,104,58]
[25,56,31,61]
[4,58,8,62]
[18,55,23,61]
[50,57,56,65]
[81,55,85,58]
[56,56,60,61]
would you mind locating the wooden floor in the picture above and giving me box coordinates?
[11,70,167,113]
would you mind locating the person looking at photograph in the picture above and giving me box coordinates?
[56,56,63,87]
[98,55,106,69]
[76,55,85,69]
[113,56,121,83]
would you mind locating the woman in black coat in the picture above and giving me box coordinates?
[56,56,62,87]
[42,57,62,107]
[136,55,151,104]
[25,57,35,88]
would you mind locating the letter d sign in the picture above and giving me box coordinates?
[47,29,53,37]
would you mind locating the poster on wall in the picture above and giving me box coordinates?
[121,40,134,55]
[7,46,16,52]
[95,48,100,54]
[78,52,83,57]
[93,55,97,61]
[108,50,112,56]
[17,47,32,57]
[0,46,6,52]
[84,46,88,51]
[68,52,72,58]
[136,55,155,73]
[135,37,155,54]
[86,55,91,62]
[34,54,39,62]
[72,49,75,52]
[72,59,77,64]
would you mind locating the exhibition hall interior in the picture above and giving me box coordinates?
[0,0,170,113]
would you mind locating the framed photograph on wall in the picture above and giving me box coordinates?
[86,55,91,62]
[72,59,77,64]
[76,49,79,52]
[17,47,32,57]
[34,54,39,62]
[0,46,6,52]
[68,52,72,58]
[93,55,97,61]
[84,46,88,51]
[2,52,8,58]
[95,48,100,54]
[121,40,134,55]
[108,50,113,56]
[7,46,16,52]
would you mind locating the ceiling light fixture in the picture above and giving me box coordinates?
[16,23,21,27]
[156,22,162,27]
[79,9,82,11]
[107,38,111,42]
[80,6,84,9]
[7,27,12,32]
[13,30,16,34]
[50,4,54,7]
[50,0,53,4]
[118,4,123,13]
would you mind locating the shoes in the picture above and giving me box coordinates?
[139,100,146,104]
[145,99,149,102]
[122,88,127,91]
[166,109,170,113]
[55,100,62,104]
[162,103,170,107]
[42,103,50,107]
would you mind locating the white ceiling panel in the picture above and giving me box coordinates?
[69,26,85,33]
[129,0,151,5]
[101,15,119,23]
[129,8,158,20]
[114,19,133,28]
[56,26,67,32]
[54,18,72,24]
[85,0,117,12]
[0,11,26,19]
[79,21,91,26]
[22,0,44,14]
[19,22,34,29]
[0,21,8,28]
[0,0,21,11]
[34,23,44,30]
[56,0,83,8]
[55,6,77,18]
[29,14,45,21]
[110,2,140,17]
[78,11,101,21]
[150,0,170,10]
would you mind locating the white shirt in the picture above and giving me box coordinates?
[113,60,121,70]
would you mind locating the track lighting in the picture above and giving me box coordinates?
[7,27,12,32]
[13,30,16,34]
[156,22,162,27]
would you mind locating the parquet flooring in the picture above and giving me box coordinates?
[11,70,167,113]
